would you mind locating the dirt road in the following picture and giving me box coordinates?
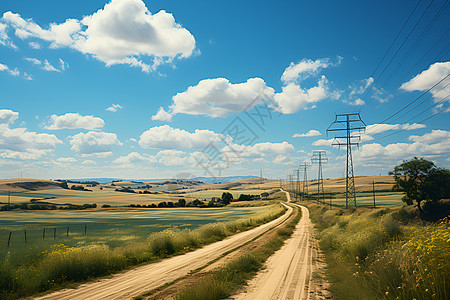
[233,203,323,300]
[35,204,293,300]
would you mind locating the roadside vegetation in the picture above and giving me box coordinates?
[174,204,301,300]
[304,158,449,300]
[0,204,285,299]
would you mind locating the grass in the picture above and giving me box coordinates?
[0,204,285,299]
[304,202,449,300]
[174,204,302,300]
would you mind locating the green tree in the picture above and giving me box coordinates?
[178,198,186,207]
[221,192,233,205]
[389,157,448,211]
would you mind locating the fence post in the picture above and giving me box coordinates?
[67,226,69,237]
[43,228,45,239]
[84,225,87,235]
[7,231,12,247]
[53,228,56,240]
[24,229,27,243]
[372,181,376,208]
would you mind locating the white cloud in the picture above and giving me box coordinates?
[139,125,220,149]
[281,58,330,83]
[274,76,329,113]
[0,110,62,160]
[293,129,322,138]
[106,104,123,112]
[82,159,96,165]
[365,123,426,135]
[25,57,41,65]
[168,77,273,118]
[46,113,105,130]
[69,131,122,155]
[312,138,334,146]
[152,107,172,121]
[42,59,60,72]
[0,62,20,77]
[25,57,65,72]
[23,72,32,80]
[0,22,17,49]
[401,61,450,101]
[0,109,19,125]
[59,58,69,70]
[348,98,365,106]
[408,129,450,144]
[28,41,40,49]
[156,57,339,119]
[223,141,294,158]
[2,0,196,72]
[56,157,77,163]
[113,152,155,164]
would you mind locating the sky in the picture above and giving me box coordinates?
[0,0,449,180]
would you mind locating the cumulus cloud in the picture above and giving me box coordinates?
[312,138,334,146]
[0,110,62,159]
[82,159,96,165]
[281,58,330,83]
[113,151,155,164]
[151,107,172,121]
[46,113,105,130]
[106,104,123,112]
[168,78,274,118]
[408,129,450,144]
[223,141,294,158]
[293,129,322,138]
[156,57,338,119]
[139,125,220,149]
[401,61,450,102]
[0,109,19,125]
[2,0,196,72]
[69,131,122,155]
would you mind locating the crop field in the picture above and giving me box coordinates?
[0,206,274,265]
[312,191,405,207]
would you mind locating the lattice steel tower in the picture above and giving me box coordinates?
[311,150,328,202]
[298,162,311,201]
[327,113,366,208]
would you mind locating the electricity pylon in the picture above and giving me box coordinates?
[327,113,366,208]
[311,150,328,202]
[298,162,311,201]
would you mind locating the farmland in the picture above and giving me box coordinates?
[0,206,276,264]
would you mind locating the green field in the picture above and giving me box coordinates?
[293,191,405,207]
[0,206,273,265]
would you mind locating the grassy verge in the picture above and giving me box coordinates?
[174,204,301,300]
[0,204,285,299]
[304,202,449,300]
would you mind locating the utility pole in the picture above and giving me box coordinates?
[311,150,328,203]
[7,191,10,211]
[327,113,366,208]
[298,162,311,201]
[296,168,300,201]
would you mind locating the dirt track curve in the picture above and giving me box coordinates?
[232,200,321,300]
[35,203,293,300]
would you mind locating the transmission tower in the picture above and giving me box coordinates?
[327,113,366,208]
[311,150,328,202]
[298,162,311,201]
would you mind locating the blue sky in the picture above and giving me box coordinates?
[0,0,449,180]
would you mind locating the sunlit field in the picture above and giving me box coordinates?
[0,206,273,263]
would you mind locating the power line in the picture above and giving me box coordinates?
[361,0,435,111]
[366,74,449,134]
[381,1,449,89]
[373,105,449,141]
